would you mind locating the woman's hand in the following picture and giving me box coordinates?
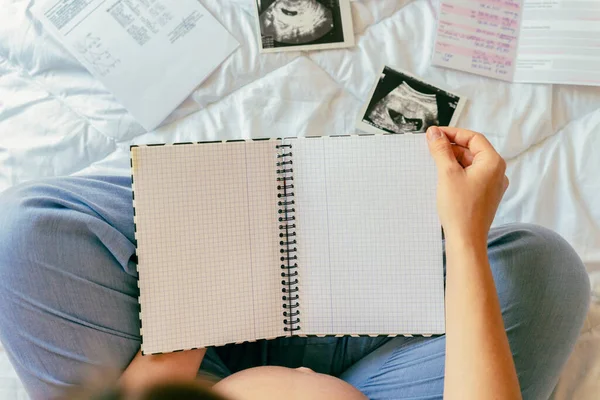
[426,126,509,246]
[120,349,206,394]
[429,127,522,400]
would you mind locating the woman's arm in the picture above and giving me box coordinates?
[426,126,521,400]
[120,349,206,394]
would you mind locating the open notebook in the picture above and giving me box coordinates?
[131,134,445,355]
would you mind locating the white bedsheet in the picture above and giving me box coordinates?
[0,1,599,399]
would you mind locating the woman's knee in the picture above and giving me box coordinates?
[0,181,71,319]
[0,180,140,397]
[489,223,590,345]
[0,182,44,268]
[0,177,137,279]
[488,224,590,397]
[490,223,590,318]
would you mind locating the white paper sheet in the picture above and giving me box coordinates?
[290,135,445,336]
[514,0,600,86]
[31,0,239,130]
[432,0,600,86]
[132,141,284,354]
[431,0,523,82]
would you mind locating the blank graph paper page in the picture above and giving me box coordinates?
[132,141,283,354]
[289,135,445,335]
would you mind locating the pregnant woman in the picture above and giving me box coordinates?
[0,128,590,400]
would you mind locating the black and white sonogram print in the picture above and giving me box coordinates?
[359,67,465,134]
[256,0,347,48]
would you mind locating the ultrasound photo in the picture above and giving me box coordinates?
[357,66,467,135]
[254,0,354,53]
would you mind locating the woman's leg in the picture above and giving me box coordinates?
[339,224,591,400]
[1,178,589,399]
[0,177,140,399]
[0,177,229,399]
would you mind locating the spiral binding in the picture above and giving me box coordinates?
[276,143,300,333]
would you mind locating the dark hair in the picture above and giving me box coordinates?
[140,382,227,400]
[63,381,229,400]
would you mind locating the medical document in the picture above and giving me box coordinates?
[32,0,240,130]
[432,0,600,86]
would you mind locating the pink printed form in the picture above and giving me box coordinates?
[431,0,523,82]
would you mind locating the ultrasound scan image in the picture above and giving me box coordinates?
[367,82,440,134]
[259,0,335,45]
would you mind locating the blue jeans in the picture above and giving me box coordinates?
[0,176,590,400]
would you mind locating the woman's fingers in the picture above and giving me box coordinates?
[438,127,495,157]
[452,144,474,168]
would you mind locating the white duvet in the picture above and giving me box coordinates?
[0,1,598,399]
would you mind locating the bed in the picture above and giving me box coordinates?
[0,0,599,399]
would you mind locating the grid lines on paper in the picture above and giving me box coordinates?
[291,139,334,334]
[244,141,286,339]
[292,135,445,336]
[133,141,282,354]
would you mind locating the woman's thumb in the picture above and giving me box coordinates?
[426,126,457,170]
